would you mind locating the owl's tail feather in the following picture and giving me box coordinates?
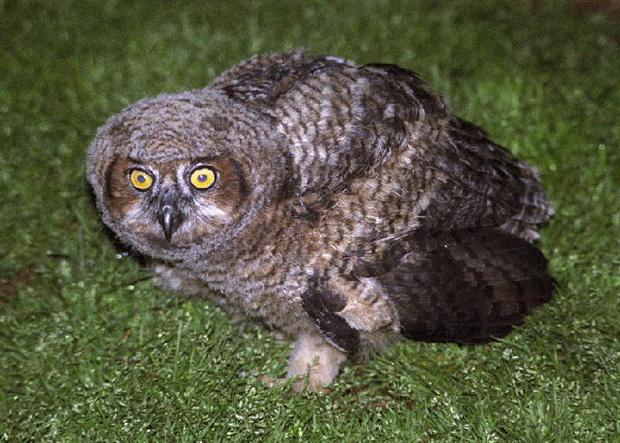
[378,228,555,344]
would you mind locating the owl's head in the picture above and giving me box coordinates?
[87,90,289,261]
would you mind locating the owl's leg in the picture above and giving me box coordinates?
[286,333,348,392]
[258,333,347,392]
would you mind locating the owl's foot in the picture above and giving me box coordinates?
[257,374,331,394]
[287,333,347,392]
[259,334,347,393]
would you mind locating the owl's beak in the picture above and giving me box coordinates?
[158,192,180,242]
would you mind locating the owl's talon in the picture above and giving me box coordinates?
[257,374,287,389]
[257,374,324,393]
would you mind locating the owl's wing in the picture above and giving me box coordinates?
[414,116,553,239]
[349,65,555,342]
[359,63,554,239]
[301,226,554,348]
[296,63,555,346]
[356,228,555,343]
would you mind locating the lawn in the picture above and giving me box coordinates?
[1,0,618,441]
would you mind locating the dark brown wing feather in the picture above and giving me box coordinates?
[421,117,553,238]
[300,281,360,353]
[371,228,554,343]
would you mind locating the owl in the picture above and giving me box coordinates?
[87,51,554,391]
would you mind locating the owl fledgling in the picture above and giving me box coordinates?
[87,52,554,391]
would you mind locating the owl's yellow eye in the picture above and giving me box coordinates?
[129,169,154,191]
[190,167,216,190]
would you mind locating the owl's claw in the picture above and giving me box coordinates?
[257,374,331,394]
[257,373,285,388]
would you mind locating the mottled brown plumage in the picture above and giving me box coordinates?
[87,51,554,391]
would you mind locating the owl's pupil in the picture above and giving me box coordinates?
[198,174,207,182]
[137,175,145,183]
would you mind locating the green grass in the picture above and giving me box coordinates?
[1,0,619,441]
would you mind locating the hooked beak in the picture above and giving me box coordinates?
[158,192,181,242]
